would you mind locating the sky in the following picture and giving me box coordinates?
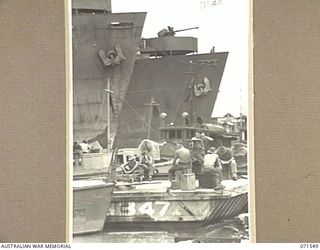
[112,0,249,117]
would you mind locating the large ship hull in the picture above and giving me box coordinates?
[115,52,228,148]
[73,12,146,143]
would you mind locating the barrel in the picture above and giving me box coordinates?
[198,172,219,189]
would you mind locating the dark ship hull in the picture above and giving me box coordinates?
[71,1,146,235]
[73,11,146,143]
[115,52,228,148]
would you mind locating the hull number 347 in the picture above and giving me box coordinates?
[124,201,170,217]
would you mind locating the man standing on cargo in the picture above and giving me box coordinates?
[169,143,192,180]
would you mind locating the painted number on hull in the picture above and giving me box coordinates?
[133,201,170,217]
[127,202,136,216]
[156,201,170,217]
[138,202,154,216]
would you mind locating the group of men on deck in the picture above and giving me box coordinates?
[169,132,238,183]
[73,140,104,166]
[73,133,239,183]
[120,133,238,183]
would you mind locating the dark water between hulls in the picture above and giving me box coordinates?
[74,215,249,243]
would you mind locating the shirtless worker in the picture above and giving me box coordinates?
[168,143,192,180]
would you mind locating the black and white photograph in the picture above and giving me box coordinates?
[72,0,249,243]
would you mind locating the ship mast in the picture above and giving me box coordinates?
[144,96,159,139]
[104,78,113,150]
[240,89,243,129]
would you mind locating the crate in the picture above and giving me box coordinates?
[180,173,196,191]
[175,168,192,181]
[82,153,105,170]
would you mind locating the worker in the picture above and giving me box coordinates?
[215,146,238,180]
[200,132,214,152]
[191,132,203,147]
[139,152,154,181]
[168,143,192,180]
[73,141,82,166]
[79,140,91,153]
[138,139,166,163]
[190,132,205,175]
[202,147,223,188]
[203,147,222,173]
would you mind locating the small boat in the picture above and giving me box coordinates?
[105,179,248,229]
[73,179,115,234]
[73,149,118,235]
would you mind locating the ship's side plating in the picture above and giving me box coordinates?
[104,180,247,226]
[72,6,146,142]
[115,52,228,148]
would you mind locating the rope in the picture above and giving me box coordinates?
[94,88,106,130]
[172,64,198,123]
[94,77,113,130]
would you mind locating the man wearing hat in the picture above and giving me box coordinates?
[190,133,205,174]
[190,132,203,148]
[200,132,214,152]
[201,147,223,188]
[216,146,238,180]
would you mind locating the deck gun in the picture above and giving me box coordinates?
[157,26,199,37]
